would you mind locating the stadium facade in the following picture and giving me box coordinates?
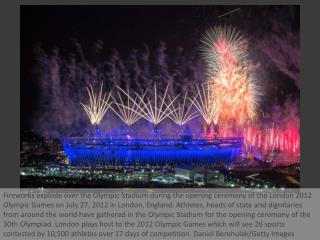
[62,137,243,167]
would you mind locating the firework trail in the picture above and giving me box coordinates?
[218,8,240,18]
[110,87,145,127]
[167,91,199,126]
[200,26,260,126]
[191,83,220,126]
[81,82,112,126]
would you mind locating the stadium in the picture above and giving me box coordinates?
[62,81,244,168]
[62,136,243,167]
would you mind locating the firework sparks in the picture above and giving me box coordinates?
[191,83,220,126]
[110,87,145,127]
[213,64,260,125]
[200,25,260,126]
[243,124,300,157]
[200,26,247,78]
[133,84,179,126]
[81,82,112,126]
[167,91,199,126]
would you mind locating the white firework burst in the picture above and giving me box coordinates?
[133,84,179,126]
[191,83,220,126]
[167,91,199,126]
[81,82,112,126]
[110,87,146,127]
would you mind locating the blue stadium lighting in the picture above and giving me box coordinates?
[62,138,242,167]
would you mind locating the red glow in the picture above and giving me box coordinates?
[203,122,300,164]
[243,125,300,156]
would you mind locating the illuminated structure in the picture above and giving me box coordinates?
[62,81,243,168]
[62,25,265,168]
[63,137,242,167]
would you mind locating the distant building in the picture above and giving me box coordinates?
[175,166,224,185]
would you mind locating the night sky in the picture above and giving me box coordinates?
[21,5,300,132]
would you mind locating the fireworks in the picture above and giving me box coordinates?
[215,123,300,161]
[200,25,260,126]
[191,83,220,126]
[110,87,145,127]
[243,124,300,156]
[133,84,179,126]
[81,82,112,126]
[200,26,247,77]
[167,91,199,126]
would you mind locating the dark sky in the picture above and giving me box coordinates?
[21,6,215,60]
[21,5,300,131]
[20,6,234,130]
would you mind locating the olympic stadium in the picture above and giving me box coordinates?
[61,82,244,168]
[63,135,243,167]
